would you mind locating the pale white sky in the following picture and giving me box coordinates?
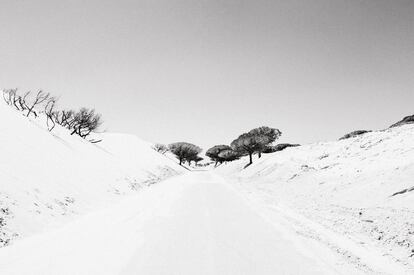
[1,0,413,149]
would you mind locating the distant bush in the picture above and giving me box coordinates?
[24,90,53,118]
[231,126,282,166]
[2,89,27,111]
[193,156,204,165]
[262,143,300,154]
[247,126,282,158]
[152,143,168,154]
[339,130,371,140]
[168,142,202,166]
[68,108,102,138]
[218,149,239,162]
[206,145,232,166]
[53,110,76,129]
[390,115,414,128]
[44,97,58,131]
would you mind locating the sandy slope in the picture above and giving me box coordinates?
[0,172,360,275]
[217,125,414,273]
[1,97,413,274]
[0,102,185,245]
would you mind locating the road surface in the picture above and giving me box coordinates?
[0,172,341,274]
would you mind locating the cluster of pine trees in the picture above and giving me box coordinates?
[154,126,283,168]
[153,142,203,166]
[207,126,282,167]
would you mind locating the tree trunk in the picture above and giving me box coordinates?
[258,151,262,158]
[249,153,253,165]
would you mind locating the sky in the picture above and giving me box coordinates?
[0,0,413,149]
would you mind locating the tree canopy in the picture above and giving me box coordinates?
[218,149,239,162]
[248,126,282,157]
[206,145,240,165]
[153,143,168,154]
[205,145,232,165]
[231,126,282,166]
[168,142,202,166]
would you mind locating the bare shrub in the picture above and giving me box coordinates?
[44,97,58,131]
[339,130,371,140]
[71,108,102,138]
[54,110,76,129]
[153,143,168,154]
[17,91,30,111]
[25,90,51,118]
[2,88,104,142]
[2,89,16,106]
[2,89,33,112]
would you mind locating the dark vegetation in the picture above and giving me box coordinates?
[152,143,168,154]
[9,88,414,170]
[206,126,283,168]
[390,115,414,128]
[2,89,103,142]
[163,113,414,169]
[205,145,237,167]
[163,127,284,168]
[339,130,372,140]
[168,142,202,166]
[153,142,203,167]
[262,143,300,153]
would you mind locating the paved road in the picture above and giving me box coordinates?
[0,172,334,275]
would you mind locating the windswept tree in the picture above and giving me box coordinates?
[153,143,168,154]
[71,108,102,138]
[2,89,30,111]
[262,143,300,154]
[2,89,18,109]
[168,142,202,166]
[54,109,76,129]
[194,156,204,166]
[218,149,239,163]
[231,126,282,166]
[205,145,232,166]
[2,89,14,106]
[230,133,264,166]
[248,126,282,158]
[44,97,58,131]
[25,90,52,118]
[186,153,202,166]
[2,88,105,143]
